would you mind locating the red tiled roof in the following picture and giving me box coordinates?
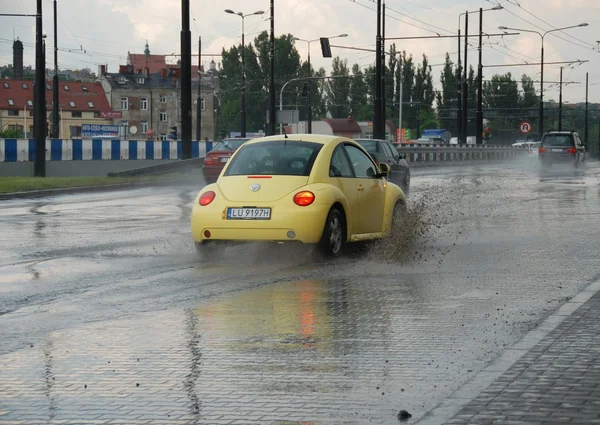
[0,80,111,112]
[128,54,167,74]
[323,118,361,133]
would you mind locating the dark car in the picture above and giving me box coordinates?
[202,138,250,183]
[538,131,586,168]
[355,138,410,194]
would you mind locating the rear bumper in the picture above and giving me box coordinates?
[202,165,224,179]
[191,203,331,244]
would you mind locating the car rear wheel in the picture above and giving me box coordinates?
[318,208,345,258]
[195,242,226,261]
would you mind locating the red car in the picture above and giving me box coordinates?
[202,138,249,184]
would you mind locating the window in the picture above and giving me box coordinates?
[64,85,70,91]
[344,144,378,178]
[200,98,205,111]
[82,86,88,92]
[21,83,28,89]
[88,101,94,108]
[160,95,167,103]
[357,140,379,155]
[382,142,398,159]
[121,97,128,110]
[8,124,23,132]
[210,139,248,152]
[160,134,167,141]
[140,98,148,110]
[94,112,100,118]
[27,100,33,107]
[29,111,34,117]
[69,101,76,107]
[330,146,354,178]
[225,141,323,177]
[160,111,167,122]
[118,76,127,84]
[141,121,148,133]
[7,99,14,106]
[542,134,574,147]
[8,110,19,117]
[70,125,82,137]
[3,82,9,88]
[72,111,82,118]
[137,77,145,84]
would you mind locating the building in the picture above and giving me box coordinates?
[99,45,219,141]
[0,79,112,138]
[286,118,396,140]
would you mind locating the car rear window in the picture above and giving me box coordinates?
[542,135,574,147]
[357,140,378,155]
[224,141,323,176]
[210,139,248,151]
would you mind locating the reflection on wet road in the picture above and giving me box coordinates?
[0,161,599,424]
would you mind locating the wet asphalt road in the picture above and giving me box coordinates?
[1,159,600,425]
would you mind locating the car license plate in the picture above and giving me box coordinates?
[227,208,271,220]
[551,149,563,152]
[219,157,230,163]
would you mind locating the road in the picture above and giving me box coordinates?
[1,159,599,425]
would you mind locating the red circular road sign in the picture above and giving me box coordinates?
[520,121,532,134]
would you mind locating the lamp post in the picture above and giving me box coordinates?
[293,34,347,133]
[225,9,264,137]
[498,23,588,138]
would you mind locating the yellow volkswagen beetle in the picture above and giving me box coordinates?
[191,134,406,258]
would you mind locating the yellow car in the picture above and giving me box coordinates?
[191,134,406,258]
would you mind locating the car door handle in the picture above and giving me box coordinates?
[357,185,364,191]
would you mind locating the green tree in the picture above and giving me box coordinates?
[520,74,538,109]
[325,57,351,118]
[435,53,459,134]
[349,64,370,120]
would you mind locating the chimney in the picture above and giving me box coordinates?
[13,39,24,79]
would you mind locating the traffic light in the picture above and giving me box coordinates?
[483,127,492,141]
[301,82,309,99]
[320,37,332,58]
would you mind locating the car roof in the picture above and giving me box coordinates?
[243,133,347,146]
[355,139,387,143]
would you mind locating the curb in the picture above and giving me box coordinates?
[414,276,600,425]
[0,180,203,201]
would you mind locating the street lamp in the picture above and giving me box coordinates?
[224,9,264,137]
[457,6,503,144]
[293,33,347,133]
[498,23,588,138]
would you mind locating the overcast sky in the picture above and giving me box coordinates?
[2,0,599,103]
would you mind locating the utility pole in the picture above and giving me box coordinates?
[34,0,46,177]
[373,0,383,139]
[398,64,403,143]
[457,28,462,143]
[462,11,469,144]
[585,72,588,147]
[476,8,483,145]
[196,36,202,142]
[52,0,59,139]
[381,1,386,139]
[180,0,192,159]
[307,43,312,133]
[241,18,246,137]
[558,67,563,131]
[269,0,276,136]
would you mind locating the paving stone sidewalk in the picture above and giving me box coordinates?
[429,286,600,425]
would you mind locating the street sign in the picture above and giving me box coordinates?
[520,121,532,135]
[82,124,119,138]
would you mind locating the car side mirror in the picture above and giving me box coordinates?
[398,153,406,160]
[378,163,391,179]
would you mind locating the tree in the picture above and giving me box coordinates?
[349,64,370,120]
[398,51,415,130]
[520,74,538,109]
[435,53,458,134]
[413,54,435,135]
[325,57,350,118]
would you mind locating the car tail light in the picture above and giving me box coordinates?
[199,191,216,206]
[539,147,546,154]
[204,156,212,164]
[567,147,577,154]
[293,191,315,207]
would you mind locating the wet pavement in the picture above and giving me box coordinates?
[1,159,599,425]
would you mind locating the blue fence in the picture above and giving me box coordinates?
[0,139,213,162]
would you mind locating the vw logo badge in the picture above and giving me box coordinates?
[250,184,261,192]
